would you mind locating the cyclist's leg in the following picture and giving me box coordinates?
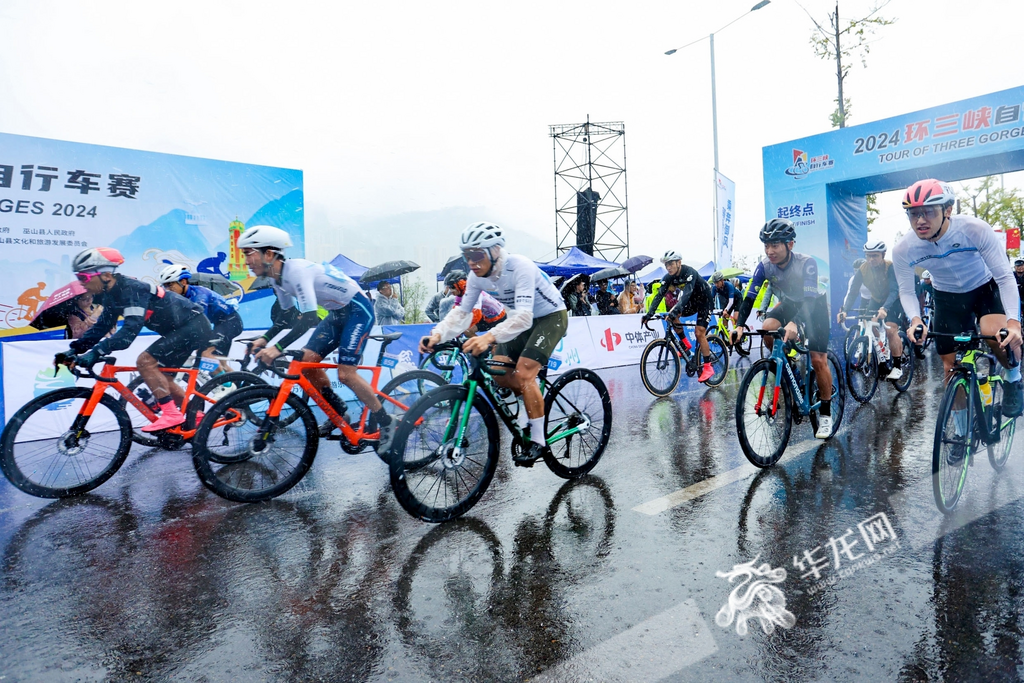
[143,315,211,406]
[806,296,832,403]
[761,301,792,351]
[302,311,341,392]
[209,312,243,373]
[334,294,386,416]
[512,310,567,456]
[137,350,175,401]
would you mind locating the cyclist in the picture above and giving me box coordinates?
[158,264,244,375]
[239,225,395,447]
[62,247,213,432]
[710,271,739,318]
[420,222,568,466]
[836,241,905,380]
[443,270,507,334]
[1015,259,1024,314]
[893,178,1023,416]
[732,218,835,438]
[641,251,717,383]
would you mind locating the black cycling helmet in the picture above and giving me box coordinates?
[759,218,796,244]
[444,269,467,288]
[1015,259,1024,266]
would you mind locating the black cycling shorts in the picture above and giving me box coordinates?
[145,314,213,368]
[304,293,374,365]
[671,287,713,329]
[932,279,1005,355]
[766,295,830,353]
[211,311,244,356]
[866,298,905,326]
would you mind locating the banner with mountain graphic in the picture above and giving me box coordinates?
[0,132,302,336]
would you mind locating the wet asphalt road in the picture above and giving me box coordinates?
[3,349,1024,682]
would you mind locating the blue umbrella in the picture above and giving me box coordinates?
[621,255,653,273]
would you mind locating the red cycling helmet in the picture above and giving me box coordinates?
[902,179,955,209]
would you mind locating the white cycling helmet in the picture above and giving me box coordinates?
[863,239,886,254]
[158,264,192,284]
[661,250,683,264]
[921,270,932,280]
[72,247,125,273]
[237,225,293,251]
[459,222,505,250]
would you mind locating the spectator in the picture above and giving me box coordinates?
[374,281,406,326]
[65,292,105,339]
[561,273,591,317]
[595,280,620,315]
[618,280,641,314]
[425,285,448,323]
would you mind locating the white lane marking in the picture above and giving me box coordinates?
[633,438,820,515]
[532,599,718,683]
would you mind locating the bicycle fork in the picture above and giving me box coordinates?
[754,362,784,417]
[440,381,479,465]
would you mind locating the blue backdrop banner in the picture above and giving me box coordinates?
[0,132,303,335]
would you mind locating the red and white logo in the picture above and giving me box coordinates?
[600,328,622,352]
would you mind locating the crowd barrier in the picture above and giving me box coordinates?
[0,314,674,429]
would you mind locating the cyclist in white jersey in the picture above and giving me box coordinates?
[892,179,1023,416]
[421,222,568,466]
[239,225,395,448]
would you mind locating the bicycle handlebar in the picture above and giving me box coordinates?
[429,339,511,376]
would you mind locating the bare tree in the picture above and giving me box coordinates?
[799,1,895,129]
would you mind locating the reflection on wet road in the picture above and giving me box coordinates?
[3,352,1024,681]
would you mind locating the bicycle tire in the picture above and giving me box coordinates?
[541,368,612,479]
[0,388,133,498]
[891,331,915,393]
[186,371,268,431]
[843,325,858,359]
[420,348,468,385]
[932,371,973,514]
[987,379,1015,471]
[192,385,319,502]
[389,384,500,523]
[809,350,846,439]
[846,336,878,403]
[640,339,681,397]
[375,369,446,461]
[704,334,731,387]
[735,359,793,468]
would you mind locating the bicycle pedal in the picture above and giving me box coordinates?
[512,457,536,468]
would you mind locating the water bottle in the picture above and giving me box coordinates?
[979,378,993,407]
[137,386,159,412]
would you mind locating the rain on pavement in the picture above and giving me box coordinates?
[3,347,1024,682]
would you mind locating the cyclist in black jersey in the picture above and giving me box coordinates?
[733,219,835,439]
[642,250,717,383]
[61,247,214,432]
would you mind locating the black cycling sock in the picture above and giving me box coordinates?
[373,408,391,426]
[703,355,713,364]
[819,399,831,417]
[321,386,347,415]
[893,356,902,368]
[157,395,174,406]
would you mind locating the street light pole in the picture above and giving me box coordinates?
[665,0,771,267]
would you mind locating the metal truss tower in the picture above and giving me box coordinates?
[550,117,629,262]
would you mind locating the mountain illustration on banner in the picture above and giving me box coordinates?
[112,189,304,264]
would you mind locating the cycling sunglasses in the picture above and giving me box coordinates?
[905,206,942,220]
[75,271,104,284]
[462,248,490,263]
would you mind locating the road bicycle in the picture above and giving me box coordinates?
[929,330,1017,514]
[0,355,249,498]
[639,313,730,396]
[191,332,444,503]
[713,310,751,357]
[735,328,846,467]
[388,340,612,523]
[420,338,470,384]
[844,309,915,403]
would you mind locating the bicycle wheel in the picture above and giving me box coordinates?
[389,384,500,523]
[542,368,612,479]
[375,370,446,462]
[809,350,846,439]
[891,331,915,393]
[987,380,1016,471]
[932,371,973,514]
[735,331,752,357]
[0,388,133,498]
[640,339,680,397]
[118,374,161,447]
[186,371,267,430]
[844,326,858,359]
[420,348,468,384]
[735,359,792,467]
[704,334,731,387]
[192,385,319,502]
[846,336,878,403]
